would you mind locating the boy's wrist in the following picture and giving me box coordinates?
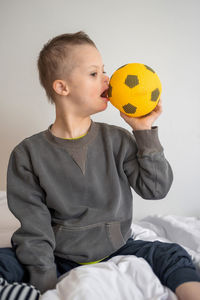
[132,125,151,131]
[133,127,163,155]
[27,264,57,293]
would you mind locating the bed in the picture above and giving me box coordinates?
[0,191,199,300]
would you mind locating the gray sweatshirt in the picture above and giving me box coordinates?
[7,121,173,292]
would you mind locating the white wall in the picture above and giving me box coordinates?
[1,0,200,220]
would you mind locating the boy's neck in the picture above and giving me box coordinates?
[51,115,92,139]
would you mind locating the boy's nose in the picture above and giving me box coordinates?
[104,75,110,86]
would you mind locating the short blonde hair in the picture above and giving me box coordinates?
[37,31,96,103]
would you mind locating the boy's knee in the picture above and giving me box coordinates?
[154,242,197,289]
[164,242,193,263]
[155,241,193,268]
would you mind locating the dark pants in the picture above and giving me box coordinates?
[0,239,199,292]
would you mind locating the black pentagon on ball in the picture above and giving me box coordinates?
[125,75,139,88]
[151,88,160,101]
[123,103,137,114]
[108,84,112,97]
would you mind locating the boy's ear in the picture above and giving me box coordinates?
[53,80,69,96]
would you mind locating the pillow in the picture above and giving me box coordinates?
[0,191,20,247]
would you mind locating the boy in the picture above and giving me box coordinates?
[1,31,200,299]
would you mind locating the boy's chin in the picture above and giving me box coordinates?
[99,101,108,111]
[91,103,108,116]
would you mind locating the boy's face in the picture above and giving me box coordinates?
[64,45,109,117]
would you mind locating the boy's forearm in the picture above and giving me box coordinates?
[125,127,173,200]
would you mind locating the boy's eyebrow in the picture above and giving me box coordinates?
[89,64,105,69]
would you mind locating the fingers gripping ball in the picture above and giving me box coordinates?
[108,63,162,117]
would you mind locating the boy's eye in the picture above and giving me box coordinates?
[91,72,97,77]
[90,71,106,77]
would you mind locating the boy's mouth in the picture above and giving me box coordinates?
[100,88,109,99]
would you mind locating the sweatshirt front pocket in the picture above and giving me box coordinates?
[53,221,126,263]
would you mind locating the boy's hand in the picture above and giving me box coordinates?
[120,100,162,131]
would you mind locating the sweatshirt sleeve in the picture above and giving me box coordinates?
[123,127,173,199]
[7,146,57,293]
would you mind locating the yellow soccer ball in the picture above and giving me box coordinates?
[108,63,162,117]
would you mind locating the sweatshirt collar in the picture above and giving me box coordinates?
[44,120,98,148]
